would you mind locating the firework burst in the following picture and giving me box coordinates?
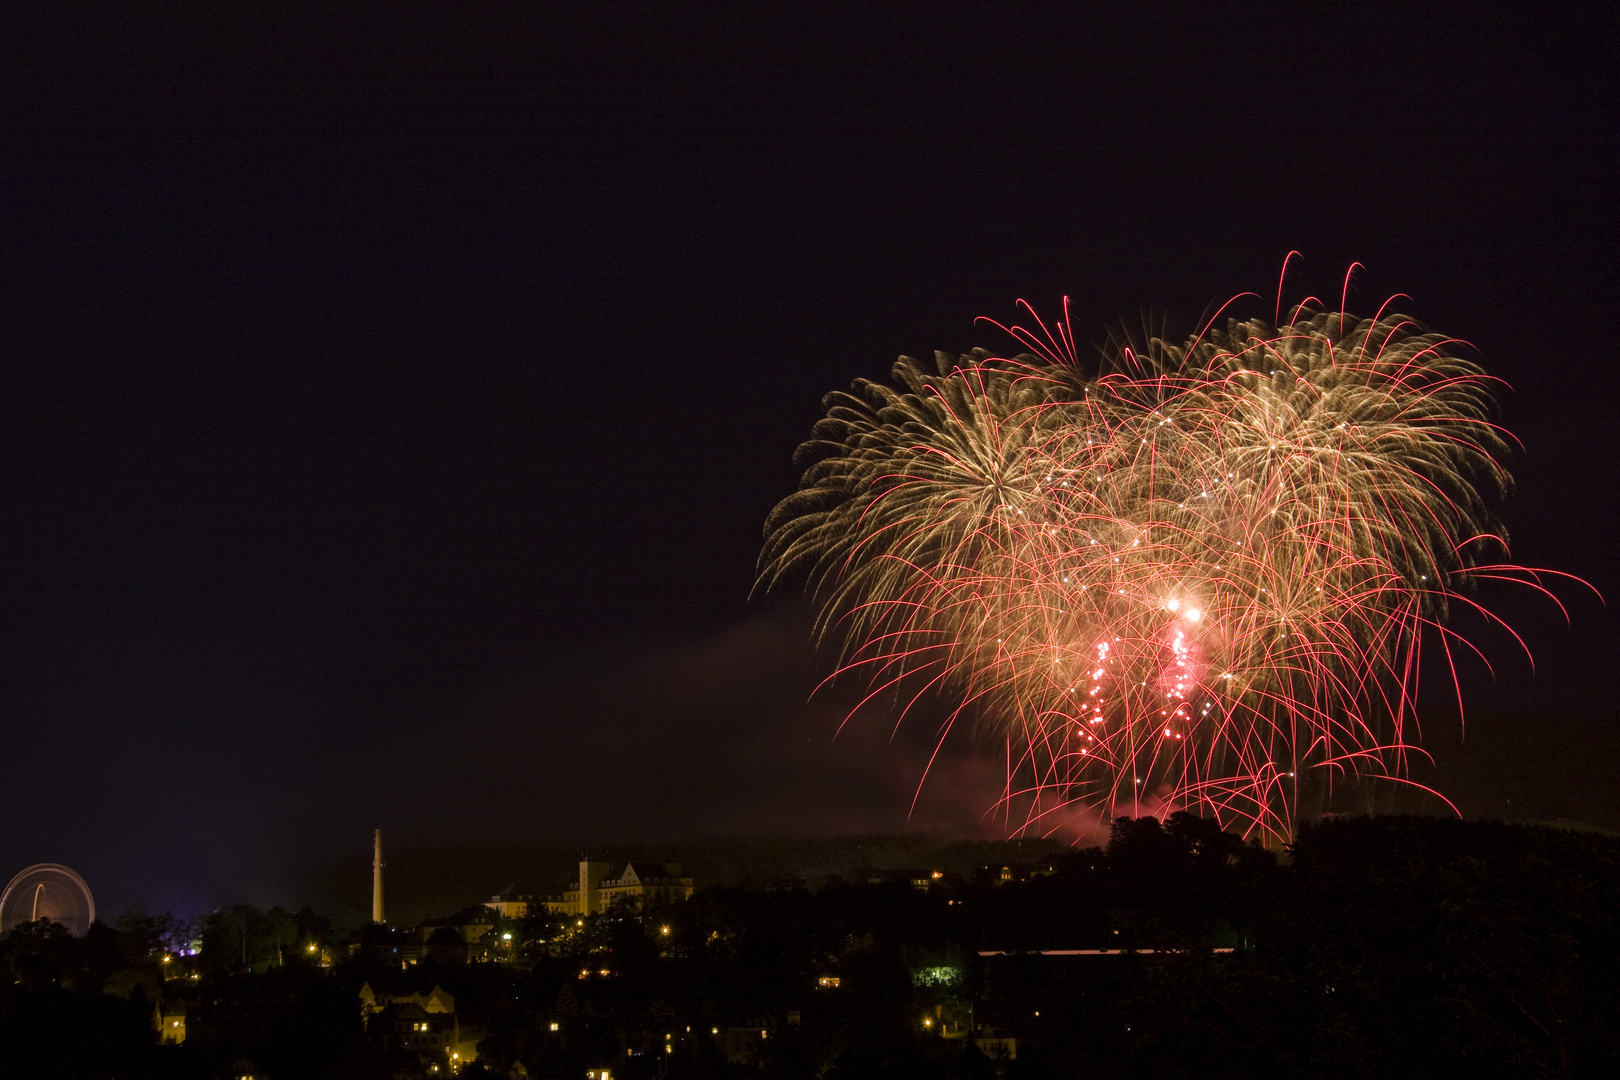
[760,276,1578,841]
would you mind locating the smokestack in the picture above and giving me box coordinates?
[372,829,385,924]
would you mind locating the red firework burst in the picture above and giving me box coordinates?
[759,266,1590,842]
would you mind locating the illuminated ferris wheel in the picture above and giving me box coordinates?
[0,864,96,936]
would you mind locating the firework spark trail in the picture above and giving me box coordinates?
[759,285,1581,841]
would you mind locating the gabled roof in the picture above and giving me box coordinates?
[390,1002,430,1021]
[609,861,688,885]
[566,860,690,891]
[360,982,455,1014]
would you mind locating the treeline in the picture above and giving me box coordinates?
[1,815,1616,1077]
[0,905,344,1078]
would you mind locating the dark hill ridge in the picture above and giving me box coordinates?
[286,833,1070,930]
[280,726,1620,930]
[274,704,1620,930]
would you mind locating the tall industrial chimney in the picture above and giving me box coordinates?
[372,829,385,924]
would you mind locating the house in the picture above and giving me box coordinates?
[361,983,480,1071]
[716,1014,778,1066]
[484,892,541,920]
[980,858,1061,885]
[386,1001,451,1057]
[401,916,494,965]
[154,1000,188,1044]
[973,1026,1018,1062]
[863,868,949,890]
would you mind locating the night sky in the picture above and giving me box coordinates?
[1,4,1614,916]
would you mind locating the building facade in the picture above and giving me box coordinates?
[487,860,694,919]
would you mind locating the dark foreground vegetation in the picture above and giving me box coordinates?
[2,815,1617,1078]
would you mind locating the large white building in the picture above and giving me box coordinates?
[485,860,693,919]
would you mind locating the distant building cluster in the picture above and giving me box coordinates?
[486,859,694,920]
[347,854,695,1073]
[70,833,1071,1077]
[147,841,699,1077]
